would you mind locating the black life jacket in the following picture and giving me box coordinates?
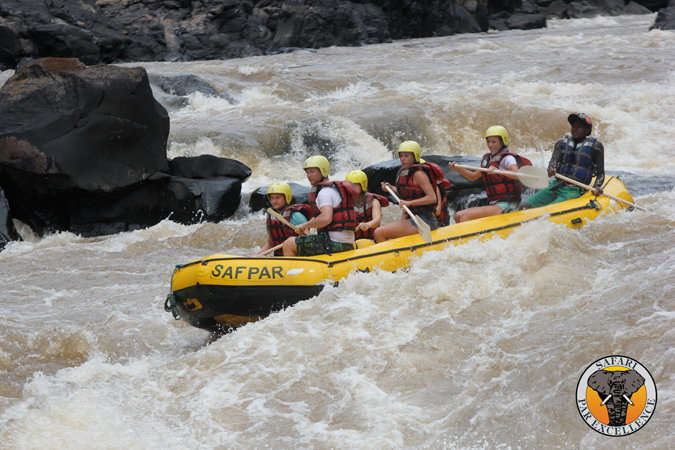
[481,147,532,203]
[395,163,444,215]
[308,181,360,233]
[354,193,389,240]
[266,204,313,255]
[558,136,596,185]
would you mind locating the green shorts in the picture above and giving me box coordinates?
[295,233,354,257]
[494,202,518,213]
[525,181,583,208]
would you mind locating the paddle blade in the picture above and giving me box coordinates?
[517,166,550,189]
[413,216,433,243]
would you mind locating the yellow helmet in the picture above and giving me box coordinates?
[397,141,422,163]
[345,170,368,191]
[267,182,292,204]
[303,155,330,177]
[485,126,508,146]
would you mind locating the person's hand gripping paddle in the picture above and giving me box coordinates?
[384,185,432,243]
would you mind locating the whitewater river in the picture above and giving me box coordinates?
[1,14,674,449]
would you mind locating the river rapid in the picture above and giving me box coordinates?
[1,14,674,450]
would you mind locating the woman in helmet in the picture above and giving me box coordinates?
[283,156,360,257]
[374,141,441,243]
[449,126,525,223]
[345,170,389,241]
[251,182,312,257]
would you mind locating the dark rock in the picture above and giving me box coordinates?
[168,155,252,182]
[148,73,236,110]
[520,0,541,14]
[546,0,570,18]
[0,186,21,250]
[506,13,547,29]
[249,182,311,212]
[489,18,510,30]
[0,57,249,237]
[0,58,169,194]
[623,1,654,13]
[590,0,626,15]
[651,0,675,30]
[567,1,602,18]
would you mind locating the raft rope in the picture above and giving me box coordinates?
[164,265,185,321]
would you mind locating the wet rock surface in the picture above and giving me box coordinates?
[0,58,251,241]
[0,0,661,70]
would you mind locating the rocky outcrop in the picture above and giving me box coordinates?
[0,58,251,239]
[0,186,20,250]
[651,0,675,29]
[543,0,656,19]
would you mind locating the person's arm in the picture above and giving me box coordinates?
[357,198,382,231]
[592,141,605,193]
[297,205,332,231]
[448,161,482,181]
[399,171,436,209]
[548,140,564,176]
[251,236,275,256]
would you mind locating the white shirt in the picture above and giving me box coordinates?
[499,154,517,171]
[316,186,355,243]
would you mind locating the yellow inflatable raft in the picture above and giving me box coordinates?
[166,176,635,331]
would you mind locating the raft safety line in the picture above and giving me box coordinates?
[173,202,601,269]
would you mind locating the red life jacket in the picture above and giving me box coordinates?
[436,179,451,227]
[354,193,390,240]
[395,163,444,215]
[480,147,532,204]
[266,204,313,255]
[308,181,360,233]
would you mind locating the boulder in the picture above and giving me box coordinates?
[0,57,250,238]
[567,1,602,18]
[0,186,21,250]
[651,0,675,30]
[623,1,654,13]
[506,13,547,29]
[0,58,169,194]
[168,155,252,182]
[69,175,243,237]
[546,0,570,18]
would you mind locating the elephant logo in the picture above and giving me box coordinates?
[576,356,657,436]
[588,369,644,426]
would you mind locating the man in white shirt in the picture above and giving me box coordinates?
[283,156,359,257]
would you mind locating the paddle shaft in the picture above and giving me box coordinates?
[384,185,418,223]
[453,164,533,179]
[267,208,304,234]
[260,243,284,256]
[554,174,647,211]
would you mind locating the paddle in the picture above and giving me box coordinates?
[267,208,304,234]
[384,185,433,243]
[260,243,284,256]
[554,173,648,211]
[452,164,550,190]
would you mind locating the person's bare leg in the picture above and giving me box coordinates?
[374,219,419,243]
[283,236,298,256]
[454,205,503,223]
